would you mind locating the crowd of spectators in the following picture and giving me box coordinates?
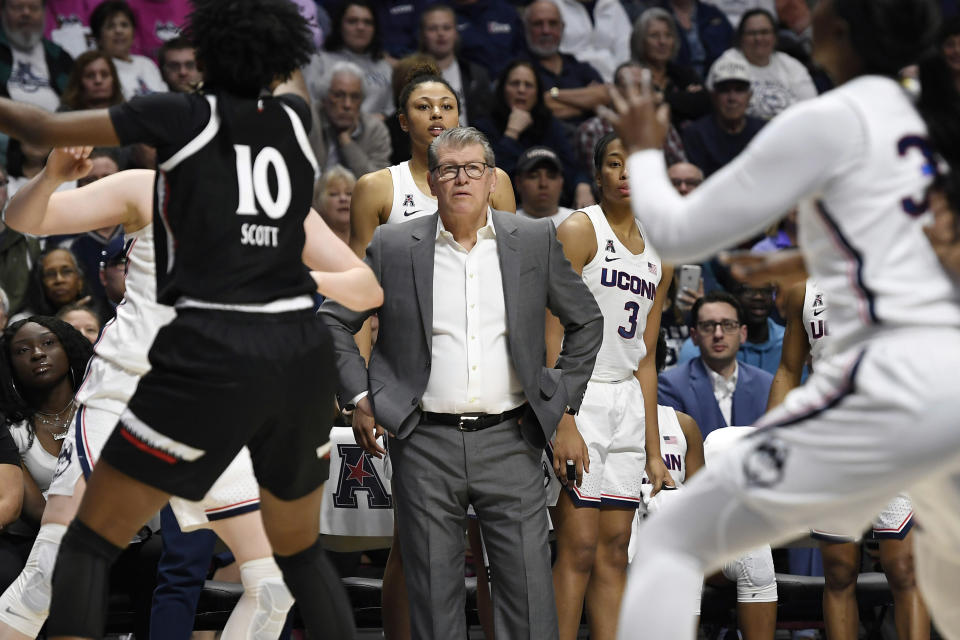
[1,0,959,637]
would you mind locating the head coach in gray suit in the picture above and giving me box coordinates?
[319,127,602,639]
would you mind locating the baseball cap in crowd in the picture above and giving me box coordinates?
[708,59,751,90]
[99,234,127,269]
[515,146,563,176]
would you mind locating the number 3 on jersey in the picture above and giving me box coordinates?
[619,301,641,339]
[235,144,291,219]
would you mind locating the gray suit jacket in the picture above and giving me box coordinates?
[318,210,603,448]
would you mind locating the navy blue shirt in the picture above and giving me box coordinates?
[454,0,527,77]
[681,113,765,177]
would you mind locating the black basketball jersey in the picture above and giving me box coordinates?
[109,91,318,305]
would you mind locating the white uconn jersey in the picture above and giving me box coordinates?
[802,280,828,367]
[386,161,437,224]
[797,77,960,355]
[77,223,175,412]
[580,204,662,382]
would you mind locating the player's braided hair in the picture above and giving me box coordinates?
[0,317,93,427]
[184,0,314,98]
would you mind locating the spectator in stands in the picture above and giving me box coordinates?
[0,316,92,591]
[59,50,123,110]
[157,36,200,93]
[682,57,764,176]
[452,0,526,78]
[13,247,94,322]
[942,16,960,92]
[98,233,126,313]
[125,0,190,62]
[707,8,816,120]
[706,0,777,27]
[305,1,394,118]
[310,59,392,177]
[658,0,734,78]
[551,0,631,82]
[418,3,492,127]
[44,0,94,58]
[0,162,39,317]
[751,208,797,252]
[474,59,592,207]
[728,281,783,375]
[514,145,572,224]
[315,164,356,245]
[56,301,100,343]
[523,0,609,127]
[630,7,712,128]
[90,1,165,99]
[0,0,73,112]
[658,291,773,439]
[577,61,686,179]
[659,161,704,371]
[375,0,428,60]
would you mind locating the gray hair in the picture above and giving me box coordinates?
[319,60,365,99]
[0,286,8,317]
[630,8,680,62]
[523,0,563,27]
[427,127,495,171]
[316,164,357,197]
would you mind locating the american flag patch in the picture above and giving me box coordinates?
[648,262,658,275]
[663,435,678,444]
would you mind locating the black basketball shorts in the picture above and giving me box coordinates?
[101,307,338,501]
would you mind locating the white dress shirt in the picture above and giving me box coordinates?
[706,362,738,427]
[421,212,525,414]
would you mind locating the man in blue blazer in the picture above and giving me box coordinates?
[659,291,773,439]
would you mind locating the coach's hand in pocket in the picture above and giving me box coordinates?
[552,414,590,487]
[353,396,386,458]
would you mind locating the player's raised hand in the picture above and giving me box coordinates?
[645,454,674,498]
[721,249,808,291]
[45,146,93,183]
[552,413,590,487]
[599,68,669,155]
[352,396,386,458]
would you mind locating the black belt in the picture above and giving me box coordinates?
[422,405,527,432]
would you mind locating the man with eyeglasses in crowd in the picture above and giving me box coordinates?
[320,126,602,640]
[658,290,773,440]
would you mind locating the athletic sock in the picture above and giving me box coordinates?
[274,538,356,639]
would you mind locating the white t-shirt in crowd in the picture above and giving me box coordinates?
[113,54,167,99]
[8,42,61,112]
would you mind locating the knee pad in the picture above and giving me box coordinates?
[0,523,67,636]
[47,519,124,638]
[722,545,778,603]
[240,557,294,640]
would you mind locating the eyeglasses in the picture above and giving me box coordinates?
[41,266,77,281]
[432,162,490,181]
[670,177,702,188]
[696,320,741,334]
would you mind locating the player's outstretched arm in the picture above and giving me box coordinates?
[0,99,120,147]
[5,150,152,236]
[303,209,384,312]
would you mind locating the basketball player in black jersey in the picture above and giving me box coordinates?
[0,2,376,638]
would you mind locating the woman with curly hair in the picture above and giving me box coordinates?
[0,317,92,593]
[0,1,377,637]
[59,51,125,112]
